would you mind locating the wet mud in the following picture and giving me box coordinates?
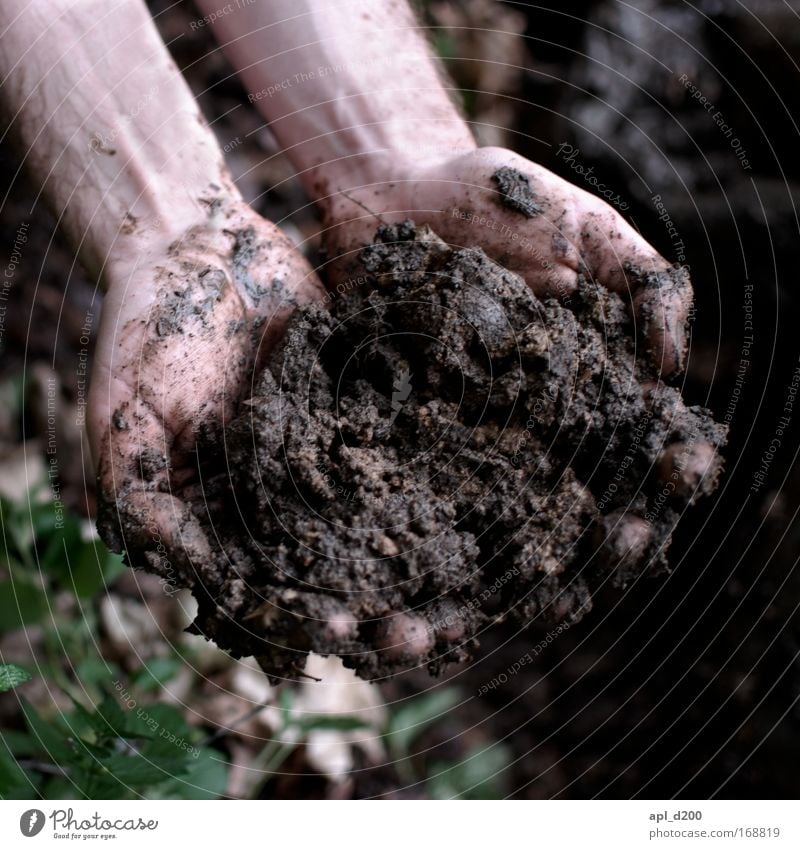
[185,222,726,680]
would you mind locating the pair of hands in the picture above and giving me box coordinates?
[90,146,691,582]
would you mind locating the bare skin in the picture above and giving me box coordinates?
[92,199,323,584]
[203,0,709,654]
[0,0,324,584]
[202,0,691,374]
[1,0,715,662]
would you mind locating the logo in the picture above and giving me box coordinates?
[19,809,45,837]
[387,365,413,428]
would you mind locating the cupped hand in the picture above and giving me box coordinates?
[323,146,691,376]
[90,197,325,588]
[316,146,717,599]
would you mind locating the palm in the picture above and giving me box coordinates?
[90,202,324,577]
[327,147,691,375]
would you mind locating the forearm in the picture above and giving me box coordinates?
[199,0,475,199]
[0,0,231,280]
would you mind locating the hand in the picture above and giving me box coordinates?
[90,196,325,587]
[318,146,716,587]
[323,146,691,376]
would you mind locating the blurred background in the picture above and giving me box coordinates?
[1,0,799,798]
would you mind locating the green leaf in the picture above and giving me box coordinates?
[278,687,294,714]
[94,696,144,740]
[153,748,229,799]
[74,657,119,688]
[0,748,39,799]
[0,375,24,431]
[66,698,116,743]
[427,743,511,800]
[28,494,62,540]
[295,715,370,735]
[0,663,33,692]
[67,540,125,598]
[0,496,35,567]
[37,515,124,599]
[21,702,74,763]
[132,657,182,692]
[0,577,50,634]
[41,775,79,799]
[386,688,462,759]
[101,748,190,788]
[39,515,83,577]
[129,703,191,740]
[0,729,40,758]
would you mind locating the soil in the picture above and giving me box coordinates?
[492,166,543,218]
[186,221,725,681]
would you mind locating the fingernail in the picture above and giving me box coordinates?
[376,612,435,660]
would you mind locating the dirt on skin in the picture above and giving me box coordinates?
[492,166,543,218]
[186,221,726,681]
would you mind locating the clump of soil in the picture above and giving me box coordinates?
[192,222,726,680]
[492,166,543,217]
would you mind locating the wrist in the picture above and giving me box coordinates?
[87,140,241,287]
[205,0,476,209]
[311,138,476,229]
[101,185,246,292]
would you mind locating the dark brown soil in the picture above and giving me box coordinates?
[492,166,543,218]
[186,221,726,681]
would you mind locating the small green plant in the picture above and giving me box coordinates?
[0,691,228,800]
[0,490,127,702]
[0,482,228,801]
[0,492,124,638]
